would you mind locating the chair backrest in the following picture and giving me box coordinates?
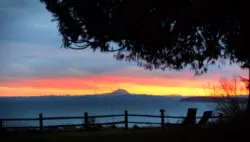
[183,108,197,125]
[198,111,213,125]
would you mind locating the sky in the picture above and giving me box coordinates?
[0,0,248,97]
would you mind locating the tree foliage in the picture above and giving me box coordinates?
[40,0,249,74]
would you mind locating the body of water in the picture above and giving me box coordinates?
[0,95,217,127]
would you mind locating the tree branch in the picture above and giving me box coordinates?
[105,46,126,52]
[67,43,89,50]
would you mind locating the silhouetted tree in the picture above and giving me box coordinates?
[40,0,250,108]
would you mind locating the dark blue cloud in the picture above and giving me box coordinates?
[0,0,60,44]
[0,0,247,83]
[0,0,137,80]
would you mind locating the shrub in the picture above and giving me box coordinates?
[132,124,139,129]
[207,77,248,123]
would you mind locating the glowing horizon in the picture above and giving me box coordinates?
[0,74,248,97]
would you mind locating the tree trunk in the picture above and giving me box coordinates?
[248,67,250,113]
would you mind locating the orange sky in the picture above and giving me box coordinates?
[0,74,248,97]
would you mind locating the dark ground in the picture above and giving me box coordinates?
[1,125,248,142]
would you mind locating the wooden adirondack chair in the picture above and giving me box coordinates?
[183,108,197,125]
[198,111,213,125]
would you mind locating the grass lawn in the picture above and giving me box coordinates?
[1,126,247,142]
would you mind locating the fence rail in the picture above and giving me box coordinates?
[128,114,161,118]
[0,108,225,133]
[88,114,124,118]
[1,118,40,121]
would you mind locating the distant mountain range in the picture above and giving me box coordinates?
[1,89,183,98]
[3,89,247,104]
[101,89,132,96]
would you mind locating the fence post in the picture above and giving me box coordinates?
[160,109,165,128]
[124,110,128,129]
[84,112,89,129]
[0,119,3,129]
[0,119,3,133]
[0,119,2,128]
[39,113,43,133]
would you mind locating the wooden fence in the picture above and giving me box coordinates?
[0,108,224,132]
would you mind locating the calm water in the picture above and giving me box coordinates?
[0,95,217,127]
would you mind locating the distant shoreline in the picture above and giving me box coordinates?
[180,96,248,103]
